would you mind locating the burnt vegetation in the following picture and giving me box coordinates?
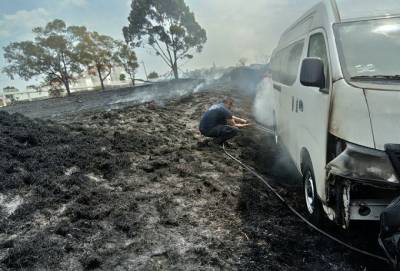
[0,91,383,270]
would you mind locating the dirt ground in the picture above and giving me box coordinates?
[0,88,388,270]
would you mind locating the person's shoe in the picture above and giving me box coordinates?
[197,138,212,148]
[205,138,221,149]
[212,138,224,146]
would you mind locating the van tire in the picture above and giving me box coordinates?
[303,165,324,226]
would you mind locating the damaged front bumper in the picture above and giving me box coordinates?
[326,143,400,226]
[327,143,399,186]
[325,143,400,265]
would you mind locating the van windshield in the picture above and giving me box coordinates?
[335,17,400,84]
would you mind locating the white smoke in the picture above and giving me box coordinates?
[252,76,277,127]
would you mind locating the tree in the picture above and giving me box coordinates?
[73,30,117,90]
[114,42,139,85]
[123,0,207,79]
[148,71,159,80]
[2,19,82,95]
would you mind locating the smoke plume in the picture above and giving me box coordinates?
[252,76,277,127]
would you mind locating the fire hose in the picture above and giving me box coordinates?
[222,136,390,264]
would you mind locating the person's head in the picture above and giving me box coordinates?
[223,97,234,110]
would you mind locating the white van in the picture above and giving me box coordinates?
[269,0,400,228]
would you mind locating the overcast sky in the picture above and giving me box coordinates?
[0,0,319,90]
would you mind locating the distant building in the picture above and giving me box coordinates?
[0,65,133,106]
[3,86,19,93]
[70,65,131,91]
[0,89,6,107]
[2,86,49,105]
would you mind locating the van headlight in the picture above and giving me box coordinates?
[327,143,400,185]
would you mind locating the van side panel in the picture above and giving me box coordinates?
[273,0,344,203]
[294,30,332,203]
[292,4,333,203]
[329,80,375,148]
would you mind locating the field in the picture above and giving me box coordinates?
[0,84,386,270]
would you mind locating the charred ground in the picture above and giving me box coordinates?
[0,88,386,270]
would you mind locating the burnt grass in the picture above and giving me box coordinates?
[0,91,387,270]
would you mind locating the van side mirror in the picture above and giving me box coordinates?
[300,58,325,89]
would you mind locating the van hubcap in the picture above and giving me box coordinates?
[305,173,315,215]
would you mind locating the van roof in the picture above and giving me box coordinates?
[334,0,400,21]
[277,2,332,49]
[276,0,400,50]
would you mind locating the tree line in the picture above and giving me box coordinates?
[2,0,207,95]
[3,19,138,95]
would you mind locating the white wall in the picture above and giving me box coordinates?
[2,65,133,105]
[70,65,131,91]
[0,88,6,107]
[4,89,50,104]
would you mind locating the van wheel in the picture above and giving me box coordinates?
[303,166,324,226]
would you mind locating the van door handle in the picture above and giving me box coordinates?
[273,84,281,92]
[298,100,304,112]
[291,96,294,112]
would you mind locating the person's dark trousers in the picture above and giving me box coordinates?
[201,125,239,145]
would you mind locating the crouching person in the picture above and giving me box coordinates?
[199,97,250,145]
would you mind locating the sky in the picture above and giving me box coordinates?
[0,0,319,91]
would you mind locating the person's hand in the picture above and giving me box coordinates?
[236,123,252,128]
[238,118,249,124]
[233,116,249,125]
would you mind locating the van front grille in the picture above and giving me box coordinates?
[385,144,400,178]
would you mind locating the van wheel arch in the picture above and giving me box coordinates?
[300,148,312,175]
[300,148,325,225]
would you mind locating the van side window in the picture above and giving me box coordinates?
[284,41,304,85]
[272,40,304,86]
[308,33,330,89]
